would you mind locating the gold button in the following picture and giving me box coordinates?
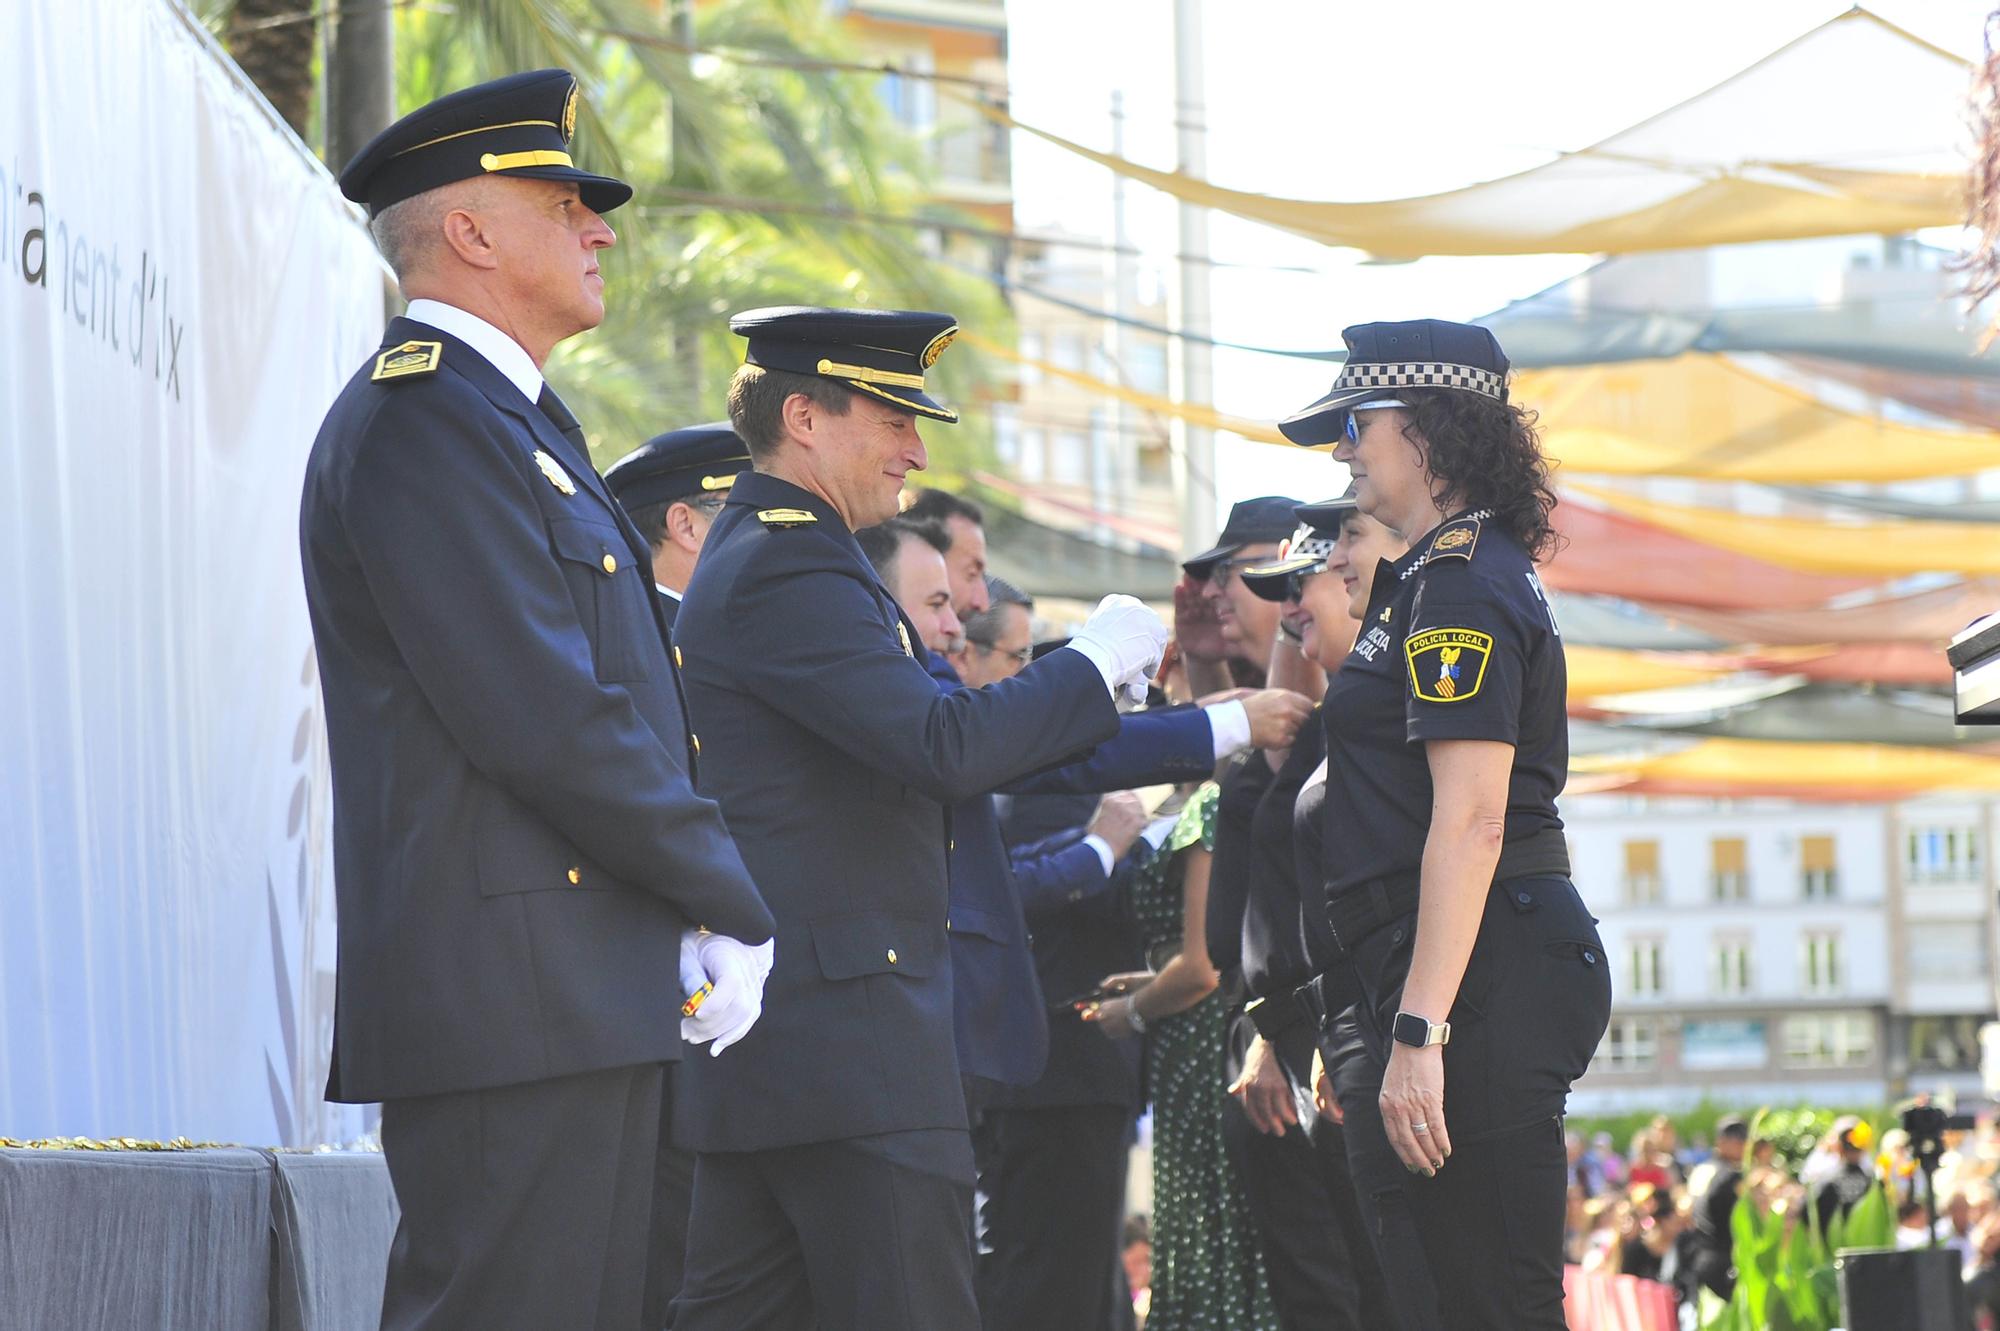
[479,152,500,170]
[949,839,956,850]
[887,949,899,965]
[691,733,702,755]
[674,645,684,668]
[601,553,618,574]
[567,867,581,885]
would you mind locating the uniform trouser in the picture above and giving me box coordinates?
[377,1062,664,1331]
[670,1129,978,1331]
[1222,1013,1393,1331]
[640,1066,694,1330]
[975,1103,1135,1331]
[1328,875,1613,1331]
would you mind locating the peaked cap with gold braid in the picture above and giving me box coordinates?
[729,305,961,423]
[338,69,631,217]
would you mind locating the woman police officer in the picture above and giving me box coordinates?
[1275,320,1611,1330]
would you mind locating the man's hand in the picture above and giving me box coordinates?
[1173,574,1228,663]
[1088,792,1149,859]
[1227,1033,1298,1136]
[679,930,775,1056]
[1241,688,1314,750]
[1068,595,1170,705]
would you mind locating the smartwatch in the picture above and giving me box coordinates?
[1391,1011,1450,1049]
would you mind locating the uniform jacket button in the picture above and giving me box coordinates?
[601,553,618,574]
[567,867,581,885]
[887,949,898,965]
[1583,950,1597,965]
[691,733,701,755]
[1516,890,1533,905]
[673,645,684,668]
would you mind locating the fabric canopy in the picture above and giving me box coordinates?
[1622,684,1974,746]
[1568,483,2000,577]
[1481,247,1993,380]
[1514,355,2000,482]
[969,9,1968,258]
[1571,736,2000,796]
[1544,499,1873,607]
[1644,579,2000,646]
[1564,645,1735,699]
[964,331,1288,444]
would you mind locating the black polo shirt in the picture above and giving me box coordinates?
[1320,510,1567,907]
[1240,707,1327,1000]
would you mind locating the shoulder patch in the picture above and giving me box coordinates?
[1405,626,1493,704]
[371,340,442,382]
[757,508,819,527]
[1426,516,1481,563]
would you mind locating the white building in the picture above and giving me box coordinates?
[1566,795,1995,1115]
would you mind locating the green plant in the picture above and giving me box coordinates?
[1699,1115,1897,1331]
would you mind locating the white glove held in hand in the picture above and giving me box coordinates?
[679,929,775,1056]
[1066,594,1170,706]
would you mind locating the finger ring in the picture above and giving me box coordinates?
[1412,1121,1429,1132]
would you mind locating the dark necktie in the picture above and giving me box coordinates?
[536,385,589,455]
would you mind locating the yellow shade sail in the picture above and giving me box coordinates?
[963,331,1289,443]
[1514,356,2000,483]
[1564,645,1734,699]
[1566,483,2000,577]
[960,10,1967,259]
[1572,738,2000,793]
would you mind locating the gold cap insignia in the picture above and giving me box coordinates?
[756,508,818,526]
[699,472,742,492]
[920,325,958,370]
[370,340,442,382]
[534,450,577,496]
[561,84,579,142]
[897,622,914,658]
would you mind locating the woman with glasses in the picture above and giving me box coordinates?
[1275,320,1610,1331]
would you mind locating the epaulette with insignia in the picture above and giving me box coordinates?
[756,508,818,527]
[371,340,442,382]
[1426,515,1481,563]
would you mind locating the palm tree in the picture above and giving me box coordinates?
[199,0,1009,475]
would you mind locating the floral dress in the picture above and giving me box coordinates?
[1131,782,1280,1331]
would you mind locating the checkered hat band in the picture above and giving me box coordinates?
[1291,533,1335,561]
[1334,361,1505,400]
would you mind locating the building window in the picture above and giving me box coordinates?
[992,404,1019,468]
[1050,432,1088,486]
[1710,837,1749,901]
[1711,935,1753,997]
[1801,931,1841,996]
[1906,923,1990,984]
[1595,1018,1659,1072]
[1800,834,1838,899]
[1906,825,1982,885]
[1051,331,1085,372]
[1907,1015,1985,1072]
[1782,1013,1874,1069]
[1622,839,1662,905]
[876,51,937,133]
[1017,427,1045,483]
[1626,938,1665,998]
[1018,332,1044,385]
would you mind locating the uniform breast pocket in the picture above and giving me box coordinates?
[548,516,653,683]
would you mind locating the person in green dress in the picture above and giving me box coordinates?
[1085,782,1281,1331]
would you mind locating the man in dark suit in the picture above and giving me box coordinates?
[301,72,775,1331]
[604,422,751,627]
[669,306,1170,1330]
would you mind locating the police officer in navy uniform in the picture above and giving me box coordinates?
[604,422,750,628]
[668,306,1169,1330]
[304,72,778,1330]
[1278,320,1612,1331]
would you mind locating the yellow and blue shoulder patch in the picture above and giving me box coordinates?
[371,340,442,382]
[1425,515,1481,563]
[1405,626,1493,704]
[756,508,818,527]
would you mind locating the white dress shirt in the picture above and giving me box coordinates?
[404,298,543,405]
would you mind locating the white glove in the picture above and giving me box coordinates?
[679,929,775,1056]
[1065,594,1169,706]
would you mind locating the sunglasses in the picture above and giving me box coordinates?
[1342,399,1409,444]
[970,639,1034,667]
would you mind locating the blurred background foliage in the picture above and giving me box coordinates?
[193,0,1008,473]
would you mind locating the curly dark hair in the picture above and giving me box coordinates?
[1395,387,1563,562]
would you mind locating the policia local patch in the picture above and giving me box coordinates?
[1405,626,1493,703]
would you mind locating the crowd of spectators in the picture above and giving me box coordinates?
[1560,1109,2000,1325]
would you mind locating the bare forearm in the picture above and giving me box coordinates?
[1183,653,1234,699]
[1133,952,1219,1019]
[1400,807,1502,1022]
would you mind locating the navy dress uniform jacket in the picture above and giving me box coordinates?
[924,653,1215,1087]
[672,472,1121,1153]
[300,316,774,1105]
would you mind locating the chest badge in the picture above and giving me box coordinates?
[1405,627,1494,704]
[896,621,915,658]
[534,450,577,496]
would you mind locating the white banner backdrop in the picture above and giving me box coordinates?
[0,0,386,1145]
